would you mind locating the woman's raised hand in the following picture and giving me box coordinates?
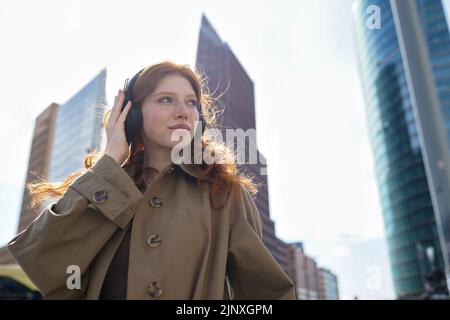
[104,89,133,165]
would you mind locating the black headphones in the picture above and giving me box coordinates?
[120,68,206,145]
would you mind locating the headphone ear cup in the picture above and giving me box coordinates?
[121,67,145,145]
[123,101,143,145]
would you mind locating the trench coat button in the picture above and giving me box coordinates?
[92,190,108,203]
[150,196,163,208]
[147,282,163,298]
[147,234,162,248]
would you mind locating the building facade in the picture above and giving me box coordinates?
[48,68,107,183]
[195,14,291,273]
[353,0,450,297]
[0,103,59,265]
[319,267,340,300]
[287,242,324,300]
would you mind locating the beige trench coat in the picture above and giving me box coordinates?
[7,153,295,299]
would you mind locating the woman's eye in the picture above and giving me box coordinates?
[159,96,173,103]
[188,99,198,107]
[159,96,197,107]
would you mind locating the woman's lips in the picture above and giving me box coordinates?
[168,124,191,130]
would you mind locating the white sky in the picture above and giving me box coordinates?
[2,0,450,299]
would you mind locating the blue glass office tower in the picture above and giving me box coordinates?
[48,68,107,182]
[353,0,450,297]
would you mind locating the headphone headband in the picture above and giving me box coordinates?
[123,68,145,102]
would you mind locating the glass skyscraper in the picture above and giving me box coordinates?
[48,68,107,182]
[353,0,450,297]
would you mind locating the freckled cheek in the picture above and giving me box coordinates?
[142,109,171,136]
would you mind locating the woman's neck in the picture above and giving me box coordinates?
[143,144,173,173]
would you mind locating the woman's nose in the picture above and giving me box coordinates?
[174,100,190,117]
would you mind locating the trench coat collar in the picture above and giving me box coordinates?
[124,160,213,183]
[178,162,214,183]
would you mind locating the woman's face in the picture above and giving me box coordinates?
[140,73,200,150]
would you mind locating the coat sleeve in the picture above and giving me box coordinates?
[227,186,296,300]
[7,153,143,299]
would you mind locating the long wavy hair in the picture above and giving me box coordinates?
[28,61,260,210]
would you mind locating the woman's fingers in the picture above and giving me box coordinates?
[110,89,126,123]
[118,100,132,124]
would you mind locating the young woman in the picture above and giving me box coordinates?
[7,61,295,300]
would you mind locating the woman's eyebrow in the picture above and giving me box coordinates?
[155,91,197,98]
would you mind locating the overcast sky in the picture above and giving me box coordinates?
[2,0,450,299]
